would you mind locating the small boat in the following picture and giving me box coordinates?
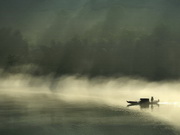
[127,98,159,105]
[127,101,139,104]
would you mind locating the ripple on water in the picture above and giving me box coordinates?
[0,95,178,135]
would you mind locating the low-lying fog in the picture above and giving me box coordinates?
[0,74,180,134]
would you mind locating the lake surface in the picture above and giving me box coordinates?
[0,93,179,135]
[0,75,180,135]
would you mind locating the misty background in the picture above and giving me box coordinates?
[1,0,180,80]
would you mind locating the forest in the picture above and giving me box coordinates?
[0,0,180,80]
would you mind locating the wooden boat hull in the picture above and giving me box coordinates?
[127,100,159,105]
[149,101,159,104]
[127,101,139,104]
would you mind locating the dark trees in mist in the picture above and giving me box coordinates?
[1,25,180,80]
[0,28,28,71]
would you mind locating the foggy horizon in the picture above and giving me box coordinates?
[1,0,180,80]
[0,0,180,80]
[1,1,180,134]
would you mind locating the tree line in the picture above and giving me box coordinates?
[0,25,180,80]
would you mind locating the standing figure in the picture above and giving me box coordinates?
[151,96,154,102]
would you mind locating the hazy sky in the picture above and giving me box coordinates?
[1,0,180,44]
[0,0,87,43]
[1,0,180,79]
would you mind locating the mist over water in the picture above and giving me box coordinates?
[1,0,180,134]
[1,74,180,134]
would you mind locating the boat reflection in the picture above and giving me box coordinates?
[127,102,160,109]
[127,97,160,109]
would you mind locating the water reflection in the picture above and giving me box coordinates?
[0,95,178,135]
[1,75,180,135]
[127,103,160,110]
[126,101,180,134]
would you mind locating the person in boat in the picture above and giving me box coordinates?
[151,96,154,102]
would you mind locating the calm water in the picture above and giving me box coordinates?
[0,93,179,135]
[1,76,180,135]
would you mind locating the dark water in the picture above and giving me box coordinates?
[1,76,180,135]
[0,94,178,135]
